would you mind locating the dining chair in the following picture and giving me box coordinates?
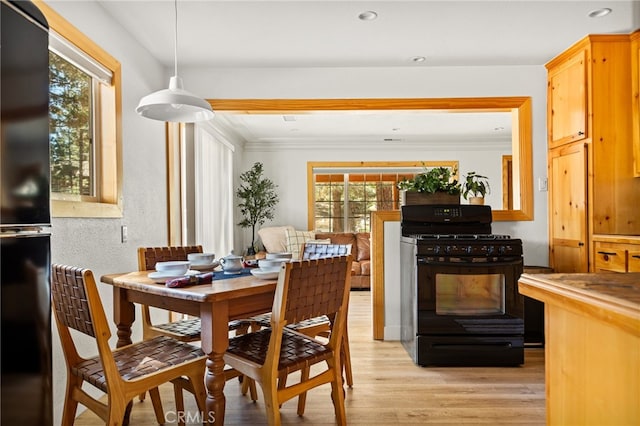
[137,246,257,408]
[251,242,355,389]
[224,255,353,425]
[51,264,207,426]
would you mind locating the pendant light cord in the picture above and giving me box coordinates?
[173,0,178,77]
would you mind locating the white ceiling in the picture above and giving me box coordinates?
[96,0,639,142]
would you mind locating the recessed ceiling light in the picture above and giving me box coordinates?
[411,56,426,63]
[588,8,612,18]
[358,11,378,21]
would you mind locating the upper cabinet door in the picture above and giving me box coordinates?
[547,49,588,149]
[632,31,640,177]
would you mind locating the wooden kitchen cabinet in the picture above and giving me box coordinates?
[547,48,587,149]
[548,141,588,272]
[547,34,640,272]
[629,251,640,272]
[593,236,640,273]
[632,30,640,177]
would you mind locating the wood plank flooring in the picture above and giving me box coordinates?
[74,291,545,425]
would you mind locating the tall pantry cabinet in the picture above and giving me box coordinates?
[546,33,640,273]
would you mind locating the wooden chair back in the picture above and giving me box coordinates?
[138,245,203,270]
[137,245,203,340]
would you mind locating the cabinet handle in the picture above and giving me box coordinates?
[632,255,640,259]
[577,131,585,136]
[597,251,617,256]
[578,242,585,246]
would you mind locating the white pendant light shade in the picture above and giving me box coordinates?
[136,0,214,123]
[136,76,214,122]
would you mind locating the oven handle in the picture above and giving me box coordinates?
[417,258,522,267]
[431,343,514,350]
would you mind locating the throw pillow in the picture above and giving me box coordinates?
[284,229,315,259]
[258,225,295,253]
[356,233,371,261]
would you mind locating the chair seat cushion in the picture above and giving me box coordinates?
[226,328,332,375]
[72,336,205,392]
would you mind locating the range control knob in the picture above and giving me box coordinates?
[486,245,495,255]
[466,246,474,254]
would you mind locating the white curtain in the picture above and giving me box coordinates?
[193,123,234,258]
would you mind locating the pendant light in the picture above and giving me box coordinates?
[136,0,214,122]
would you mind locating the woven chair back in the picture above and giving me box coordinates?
[301,243,351,260]
[138,245,203,270]
[51,264,99,338]
[281,255,352,325]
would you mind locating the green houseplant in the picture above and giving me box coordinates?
[236,162,279,255]
[462,171,491,205]
[397,166,461,205]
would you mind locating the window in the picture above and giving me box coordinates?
[309,161,457,232]
[39,3,122,217]
[49,50,95,198]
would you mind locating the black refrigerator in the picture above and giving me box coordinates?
[1,1,53,424]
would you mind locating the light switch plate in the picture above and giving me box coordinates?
[121,225,128,243]
[538,178,548,192]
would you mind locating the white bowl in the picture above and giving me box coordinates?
[259,266,281,273]
[258,259,286,270]
[187,252,216,265]
[265,252,293,260]
[154,261,190,275]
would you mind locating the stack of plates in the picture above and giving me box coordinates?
[189,260,220,271]
[148,270,200,283]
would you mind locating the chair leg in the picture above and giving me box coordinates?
[241,376,258,402]
[173,384,185,426]
[296,367,310,416]
[107,399,129,426]
[148,387,165,424]
[138,391,146,402]
[187,371,208,422]
[342,331,354,387]
[61,376,82,426]
[329,361,347,426]
[262,381,282,426]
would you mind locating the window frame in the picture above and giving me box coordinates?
[307,161,458,232]
[38,1,123,218]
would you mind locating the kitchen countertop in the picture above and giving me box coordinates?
[519,272,640,336]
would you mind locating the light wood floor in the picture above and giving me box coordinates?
[74,291,546,425]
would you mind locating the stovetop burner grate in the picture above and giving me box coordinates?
[412,233,514,241]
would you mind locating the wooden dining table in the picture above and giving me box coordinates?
[100,270,277,426]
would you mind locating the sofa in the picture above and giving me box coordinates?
[257,226,371,290]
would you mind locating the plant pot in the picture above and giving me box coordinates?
[401,190,460,206]
[468,196,485,205]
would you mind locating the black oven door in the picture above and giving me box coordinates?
[414,257,525,366]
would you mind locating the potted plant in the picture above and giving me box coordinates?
[236,162,279,255]
[462,171,491,205]
[397,166,462,205]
